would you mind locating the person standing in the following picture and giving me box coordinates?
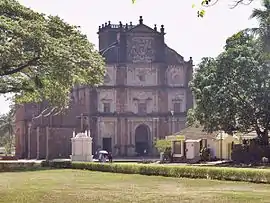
[108,152,113,163]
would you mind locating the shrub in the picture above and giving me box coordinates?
[44,160,270,184]
[154,139,171,153]
[0,155,17,160]
[40,160,71,168]
[200,147,210,161]
[64,162,270,184]
[0,162,37,172]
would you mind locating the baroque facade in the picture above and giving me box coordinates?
[15,16,193,158]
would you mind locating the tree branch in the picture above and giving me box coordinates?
[230,0,254,9]
[0,86,34,94]
[52,107,64,116]
[43,107,57,117]
[32,108,50,120]
[0,57,40,76]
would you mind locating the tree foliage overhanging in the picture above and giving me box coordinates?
[188,0,270,145]
[0,0,105,109]
[188,30,270,144]
[0,103,15,154]
[131,0,255,17]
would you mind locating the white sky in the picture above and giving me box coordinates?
[0,0,261,114]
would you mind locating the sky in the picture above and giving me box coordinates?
[0,0,262,114]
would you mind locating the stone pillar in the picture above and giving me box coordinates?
[120,118,124,155]
[97,117,102,149]
[127,120,135,156]
[27,123,31,159]
[124,118,128,156]
[36,127,40,159]
[114,120,117,146]
[172,118,175,134]
[127,120,130,146]
[131,121,135,145]
[46,126,49,160]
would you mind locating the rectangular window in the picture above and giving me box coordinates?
[173,141,182,154]
[173,102,181,112]
[103,103,111,113]
[138,103,147,114]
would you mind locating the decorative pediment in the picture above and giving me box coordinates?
[127,24,158,34]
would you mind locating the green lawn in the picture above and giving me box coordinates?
[0,169,270,203]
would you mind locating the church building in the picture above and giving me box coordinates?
[15,16,194,159]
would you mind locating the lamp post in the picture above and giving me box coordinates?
[170,111,174,135]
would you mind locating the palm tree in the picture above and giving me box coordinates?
[250,0,270,52]
[0,105,15,155]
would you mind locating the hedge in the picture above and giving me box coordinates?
[43,160,270,184]
[0,161,41,172]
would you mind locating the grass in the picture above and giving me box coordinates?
[0,169,270,203]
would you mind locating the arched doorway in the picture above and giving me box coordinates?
[135,124,150,156]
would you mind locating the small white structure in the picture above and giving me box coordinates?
[166,135,185,158]
[185,139,201,160]
[71,132,93,162]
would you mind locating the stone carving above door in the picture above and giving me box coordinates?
[127,37,155,63]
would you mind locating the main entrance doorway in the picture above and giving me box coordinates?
[135,124,150,156]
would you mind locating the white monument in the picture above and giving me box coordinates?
[71,131,93,162]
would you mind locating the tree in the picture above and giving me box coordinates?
[0,0,105,110]
[250,0,270,52]
[154,139,172,162]
[154,139,171,153]
[188,30,270,145]
[0,105,15,154]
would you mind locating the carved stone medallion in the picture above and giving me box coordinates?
[128,37,155,63]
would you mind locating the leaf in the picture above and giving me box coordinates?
[198,10,206,17]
